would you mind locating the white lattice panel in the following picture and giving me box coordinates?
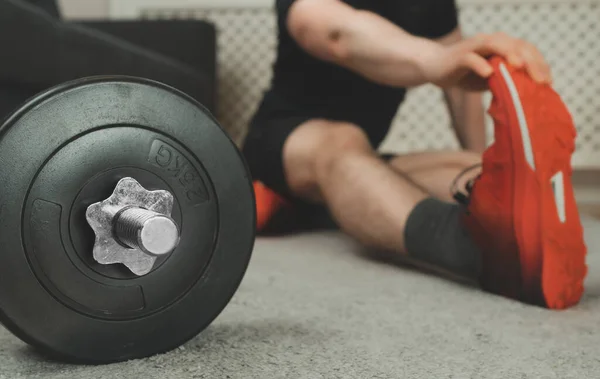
[139,1,600,166]
[142,7,276,145]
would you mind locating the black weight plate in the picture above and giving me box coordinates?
[0,77,256,363]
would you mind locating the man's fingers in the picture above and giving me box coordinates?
[449,33,553,89]
[518,41,552,83]
[466,33,553,84]
[506,53,524,68]
[461,52,493,78]
[520,47,546,83]
[469,32,519,60]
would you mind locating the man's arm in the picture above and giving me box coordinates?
[286,0,552,94]
[436,28,487,153]
[286,0,446,88]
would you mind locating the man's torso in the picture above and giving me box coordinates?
[261,0,458,137]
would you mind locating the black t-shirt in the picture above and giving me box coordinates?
[267,0,458,141]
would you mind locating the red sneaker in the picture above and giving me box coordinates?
[462,56,588,309]
[253,181,287,231]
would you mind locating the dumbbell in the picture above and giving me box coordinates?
[0,77,256,363]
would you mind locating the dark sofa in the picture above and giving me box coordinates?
[0,0,217,121]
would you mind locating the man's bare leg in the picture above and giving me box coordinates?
[284,119,428,252]
[282,119,482,278]
[386,151,482,203]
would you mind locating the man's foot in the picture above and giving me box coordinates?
[461,57,587,309]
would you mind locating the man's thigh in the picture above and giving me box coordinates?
[245,116,396,233]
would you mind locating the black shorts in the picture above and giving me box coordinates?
[242,90,396,231]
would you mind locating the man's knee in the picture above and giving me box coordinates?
[283,120,372,198]
[323,121,372,153]
[286,119,371,161]
[306,121,372,169]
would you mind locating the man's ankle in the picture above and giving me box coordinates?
[404,197,481,279]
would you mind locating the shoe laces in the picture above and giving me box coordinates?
[450,163,482,206]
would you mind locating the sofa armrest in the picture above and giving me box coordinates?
[75,20,218,110]
[75,20,217,82]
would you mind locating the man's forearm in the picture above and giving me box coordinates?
[334,11,444,87]
[444,86,487,153]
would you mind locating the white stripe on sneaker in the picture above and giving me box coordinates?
[499,63,536,171]
[551,171,567,223]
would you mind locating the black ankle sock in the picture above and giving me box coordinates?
[404,198,481,279]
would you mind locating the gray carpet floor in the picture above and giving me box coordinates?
[2,217,600,379]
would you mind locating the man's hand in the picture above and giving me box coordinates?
[425,32,552,90]
[287,1,550,90]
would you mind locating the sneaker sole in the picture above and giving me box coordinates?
[488,57,587,309]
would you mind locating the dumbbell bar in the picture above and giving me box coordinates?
[0,77,256,363]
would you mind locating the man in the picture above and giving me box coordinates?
[243,0,587,309]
